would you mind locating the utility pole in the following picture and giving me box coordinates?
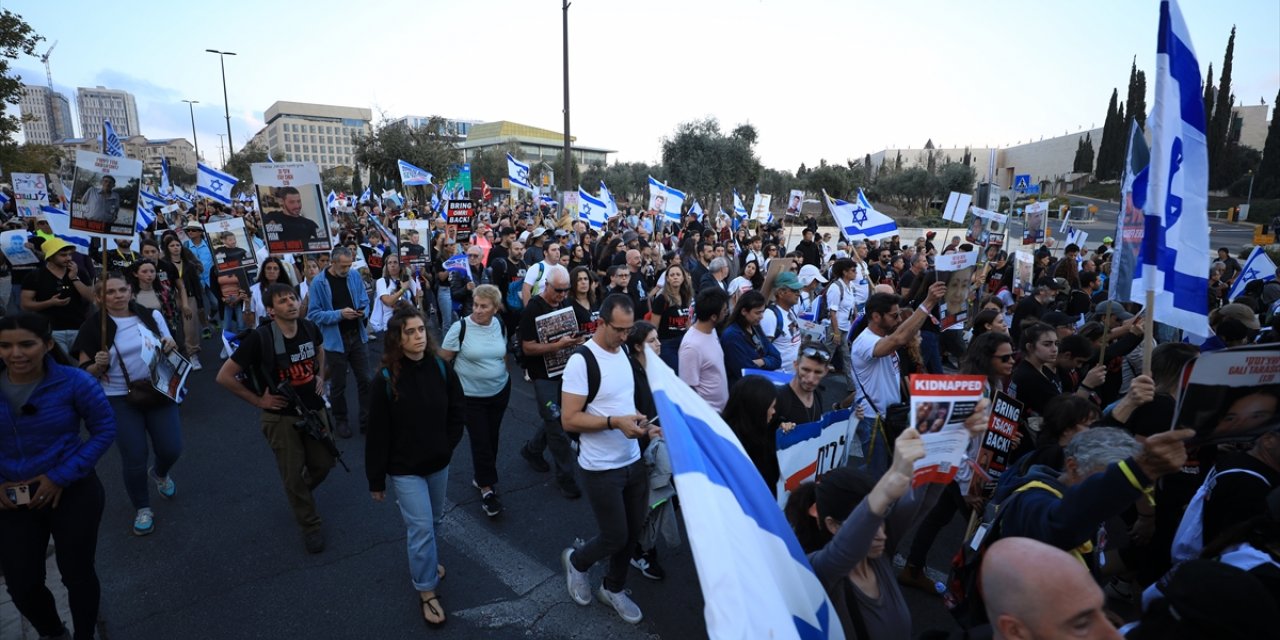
[182,99,200,162]
[562,0,572,201]
[206,49,237,158]
[217,134,226,166]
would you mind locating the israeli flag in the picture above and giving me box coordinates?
[370,215,398,252]
[431,188,441,212]
[138,190,167,231]
[648,176,685,224]
[171,190,193,206]
[733,189,749,219]
[689,199,704,222]
[103,119,125,157]
[266,150,275,163]
[196,162,238,205]
[599,180,619,218]
[507,153,533,192]
[0,191,9,204]
[326,190,338,210]
[823,189,898,241]
[578,186,607,229]
[443,253,470,280]
[1226,246,1277,301]
[39,205,91,253]
[1134,0,1211,336]
[398,159,433,186]
[538,194,558,209]
[359,187,372,203]
[643,356,843,639]
[160,157,172,194]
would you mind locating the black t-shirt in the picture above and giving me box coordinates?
[230,320,324,415]
[107,249,138,273]
[649,294,691,341]
[898,269,918,296]
[154,260,180,293]
[1010,296,1045,343]
[571,298,599,336]
[519,295,573,380]
[23,267,89,330]
[772,383,824,427]
[325,271,359,335]
[1203,452,1280,545]
[1008,360,1062,416]
[215,246,249,270]
[263,212,320,248]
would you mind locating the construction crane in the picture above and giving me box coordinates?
[39,40,57,88]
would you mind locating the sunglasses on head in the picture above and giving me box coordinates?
[801,346,831,362]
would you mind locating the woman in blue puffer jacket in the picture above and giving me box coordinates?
[0,313,116,640]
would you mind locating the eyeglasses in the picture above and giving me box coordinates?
[993,353,1015,362]
[606,322,634,333]
[801,346,831,362]
[552,286,571,293]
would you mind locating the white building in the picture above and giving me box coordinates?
[19,84,75,144]
[246,101,373,170]
[76,86,140,138]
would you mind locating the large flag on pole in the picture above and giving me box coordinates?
[1110,120,1150,303]
[397,159,433,186]
[1226,246,1277,302]
[196,162,238,205]
[578,186,607,229]
[689,198,704,222]
[102,120,125,157]
[823,189,899,241]
[1134,0,1210,335]
[647,176,685,224]
[733,189,749,220]
[507,154,533,193]
[599,180,619,218]
[160,157,172,194]
[643,356,842,639]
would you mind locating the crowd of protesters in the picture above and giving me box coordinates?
[0,185,1276,638]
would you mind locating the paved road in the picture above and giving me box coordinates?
[74,325,970,639]
[1065,194,1257,253]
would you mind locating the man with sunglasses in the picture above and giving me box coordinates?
[518,265,586,499]
[773,343,832,427]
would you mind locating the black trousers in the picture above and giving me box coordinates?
[570,460,649,592]
[464,379,512,488]
[0,472,105,640]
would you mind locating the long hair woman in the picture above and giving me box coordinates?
[439,285,511,518]
[648,264,693,371]
[247,256,294,328]
[722,375,781,493]
[720,290,782,386]
[367,308,465,627]
[568,266,600,336]
[0,313,115,640]
[73,273,182,537]
[161,232,204,367]
[128,258,180,336]
[370,254,419,335]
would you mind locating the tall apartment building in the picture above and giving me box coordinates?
[246,101,372,170]
[19,84,75,144]
[76,86,141,138]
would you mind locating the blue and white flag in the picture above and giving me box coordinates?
[507,153,533,192]
[171,189,193,206]
[733,189,749,220]
[1134,0,1210,335]
[359,187,372,204]
[397,159,433,186]
[644,356,843,639]
[443,253,470,280]
[196,162,238,205]
[266,150,275,163]
[689,199,705,222]
[823,189,898,241]
[1226,246,1277,301]
[599,180,619,218]
[578,186,608,229]
[0,191,9,204]
[370,215,398,253]
[647,176,685,224]
[138,190,167,231]
[39,205,91,253]
[160,157,172,194]
[538,194,558,209]
[102,120,125,157]
[326,190,338,211]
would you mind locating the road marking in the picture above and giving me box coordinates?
[440,504,554,597]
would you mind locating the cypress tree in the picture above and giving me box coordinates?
[1096,89,1120,180]
[1126,58,1148,129]
[1209,27,1237,188]
[1255,88,1280,199]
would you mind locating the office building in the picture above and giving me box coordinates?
[389,115,481,141]
[459,120,613,169]
[76,86,141,138]
[246,101,373,170]
[19,84,75,144]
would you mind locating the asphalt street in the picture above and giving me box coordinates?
[84,325,967,639]
[1060,194,1257,253]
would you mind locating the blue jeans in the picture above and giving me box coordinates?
[390,468,449,592]
[221,303,244,335]
[326,332,371,429]
[659,337,681,374]
[920,331,944,374]
[436,288,454,334]
[108,396,183,510]
[855,415,891,479]
[524,377,578,487]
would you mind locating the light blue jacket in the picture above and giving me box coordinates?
[306,269,370,353]
[184,238,214,286]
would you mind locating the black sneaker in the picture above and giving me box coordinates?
[335,421,353,439]
[480,490,503,517]
[304,530,326,554]
[558,480,582,500]
[521,445,550,473]
[630,547,665,581]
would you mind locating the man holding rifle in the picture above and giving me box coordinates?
[216,283,338,554]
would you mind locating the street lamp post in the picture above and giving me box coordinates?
[561,0,571,203]
[181,99,200,163]
[206,49,236,161]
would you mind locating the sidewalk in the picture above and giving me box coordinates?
[0,548,81,640]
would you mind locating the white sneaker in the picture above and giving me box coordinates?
[596,585,643,624]
[562,548,591,606]
[190,358,203,371]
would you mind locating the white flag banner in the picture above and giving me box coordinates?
[751,192,773,223]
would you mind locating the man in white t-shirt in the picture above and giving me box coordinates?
[761,271,804,374]
[560,293,657,625]
[521,242,561,305]
[849,284,944,476]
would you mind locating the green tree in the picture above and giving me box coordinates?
[1096,90,1127,180]
[935,162,977,197]
[351,166,363,200]
[1255,88,1280,199]
[804,159,855,199]
[661,117,762,198]
[168,163,196,189]
[0,143,60,175]
[877,167,935,214]
[757,167,795,204]
[1073,133,1095,173]
[321,166,352,194]
[546,151,580,190]
[469,142,521,188]
[1208,26,1238,189]
[353,116,462,190]
[1125,58,1148,130]
[600,161,654,205]
[0,10,41,147]
[222,143,269,189]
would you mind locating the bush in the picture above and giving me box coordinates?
[1244,199,1280,223]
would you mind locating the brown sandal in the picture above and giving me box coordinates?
[420,594,446,628]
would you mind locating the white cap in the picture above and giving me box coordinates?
[531,227,547,238]
[519,231,531,243]
[799,264,828,286]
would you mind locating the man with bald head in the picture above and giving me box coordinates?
[982,537,1120,639]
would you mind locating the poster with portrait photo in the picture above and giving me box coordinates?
[251,162,331,254]
[908,374,986,486]
[397,219,432,274]
[69,150,142,237]
[204,217,256,272]
[786,190,804,217]
[0,229,38,265]
[1022,201,1047,245]
[1172,345,1280,446]
[935,250,978,330]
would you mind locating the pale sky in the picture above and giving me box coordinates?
[8,0,1278,172]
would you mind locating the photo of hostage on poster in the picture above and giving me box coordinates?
[1172,345,1280,445]
[397,219,432,275]
[909,374,986,486]
[935,250,978,330]
[251,162,331,254]
[205,217,256,272]
[69,150,143,237]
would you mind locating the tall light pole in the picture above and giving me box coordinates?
[561,0,571,200]
[216,134,226,166]
[206,49,236,162]
[181,99,200,162]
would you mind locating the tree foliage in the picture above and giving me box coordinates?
[1256,88,1280,199]
[0,10,42,146]
[661,117,762,202]
[0,143,61,175]
[353,116,462,190]
[1125,58,1148,130]
[1096,89,1124,180]
[222,143,269,189]
[1207,26,1239,189]
[321,166,353,194]
[599,161,656,204]
[468,143,520,189]
[1073,133,1095,173]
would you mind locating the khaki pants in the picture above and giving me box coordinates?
[261,411,335,533]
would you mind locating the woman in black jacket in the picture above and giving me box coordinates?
[366,307,465,628]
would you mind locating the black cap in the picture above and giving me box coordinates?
[1035,276,1067,291]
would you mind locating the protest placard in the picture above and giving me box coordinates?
[1022,201,1047,245]
[1012,251,1035,297]
[397,219,432,274]
[446,199,475,243]
[251,163,331,254]
[967,391,1023,499]
[909,374,985,486]
[12,172,48,218]
[751,193,773,222]
[204,217,256,272]
[535,306,579,377]
[0,230,38,266]
[774,408,856,508]
[1172,345,1280,445]
[138,325,192,402]
[69,151,142,237]
[936,251,978,330]
[786,190,804,216]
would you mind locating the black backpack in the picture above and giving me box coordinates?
[568,345,656,446]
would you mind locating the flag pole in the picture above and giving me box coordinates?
[99,121,110,351]
[1142,288,1155,376]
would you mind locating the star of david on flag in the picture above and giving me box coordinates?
[196,162,238,205]
[507,154,533,192]
[102,120,125,158]
[1226,246,1277,301]
[822,189,898,241]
